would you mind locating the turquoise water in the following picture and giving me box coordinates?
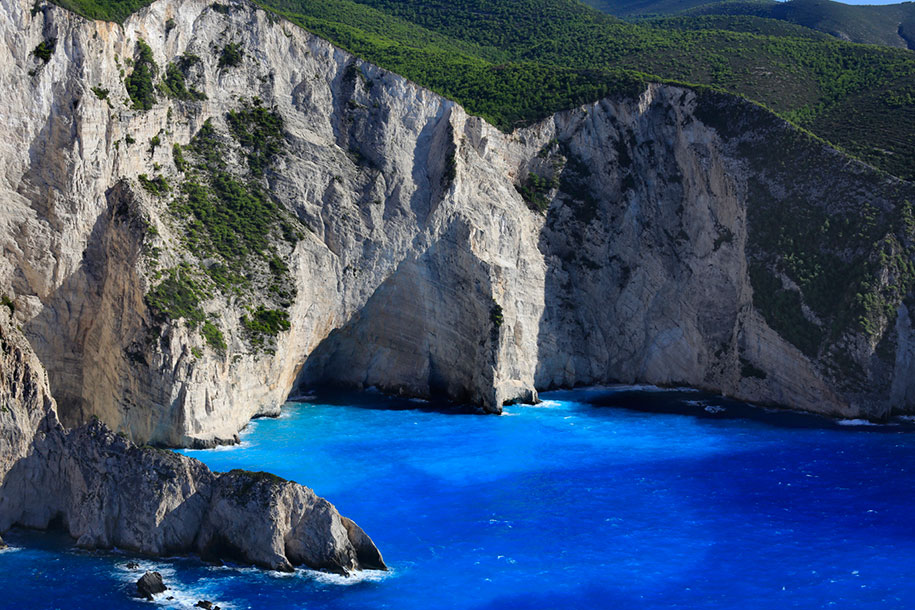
[2,386,915,608]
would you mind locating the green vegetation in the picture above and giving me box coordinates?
[138,173,170,196]
[147,268,232,353]
[226,99,285,176]
[748,263,824,358]
[144,106,301,352]
[228,469,286,483]
[33,38,56,63]
[582,0,731,18]
[202,320,227,352]
[678,0,915,50]
[175,171,279,262]
[490,302,503,328]
[442,151,457,188]
[227,469,286,499]
[515,173,555,213]
[50,0,152,21]
[1,295,14,315]
[146,267,206,327]
[159,61,206,101]
[125,39,157,111]
[91,85,109,100]
[241,306,291,346]
[702,89,915,372]
[172,143,187,172]
[218,42,243,68]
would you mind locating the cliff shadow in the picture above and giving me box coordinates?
[293,217,500,409]
[23,182,176,437]
[532,94,748,396]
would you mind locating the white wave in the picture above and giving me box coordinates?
[205,564,393,587]
[0,545,21,554]
[182,440,250,453]
[113,559,176,581]
[703,405,726,414]
[837,419,880,427]
[290,567,392,586]
[407,397,430,404]
[528,399,562,408]
[114,561,232,609]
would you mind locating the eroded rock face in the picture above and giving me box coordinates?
[0,0,913,455]
[0,310,385,573]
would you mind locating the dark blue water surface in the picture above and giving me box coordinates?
[3,386,915,609]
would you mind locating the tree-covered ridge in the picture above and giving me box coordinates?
[46,0,915,180]
[679,0,915,50]
[585,0,915,51]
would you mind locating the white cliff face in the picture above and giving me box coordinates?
[1,0,913,453]
[0,309,385,572]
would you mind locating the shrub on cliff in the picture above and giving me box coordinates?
[125,39,157,111]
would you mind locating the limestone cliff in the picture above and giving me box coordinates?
[0,308,385,573]
[0,0,913,460]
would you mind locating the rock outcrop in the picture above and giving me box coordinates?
[136,571,167,600]
[0,0,913,460]
[0,309,385,573]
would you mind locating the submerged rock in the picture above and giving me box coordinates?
[136,571,166,600]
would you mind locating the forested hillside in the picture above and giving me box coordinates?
[584,0,915,51]
[677,0,915,49]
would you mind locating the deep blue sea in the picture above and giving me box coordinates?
[3,386,915,609]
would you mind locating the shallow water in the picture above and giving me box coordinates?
[2,386,915,609]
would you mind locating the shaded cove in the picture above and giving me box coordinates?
[4,387,914,608]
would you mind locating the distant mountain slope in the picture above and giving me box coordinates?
[693,0,915,49]
[588,0,915,50]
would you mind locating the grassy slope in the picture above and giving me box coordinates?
[47,0,915,180]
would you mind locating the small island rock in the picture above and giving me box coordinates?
[136,571,167,600]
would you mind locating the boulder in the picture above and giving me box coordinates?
[136,571,166,600]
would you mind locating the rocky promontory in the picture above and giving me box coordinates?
[0,309,384,573]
